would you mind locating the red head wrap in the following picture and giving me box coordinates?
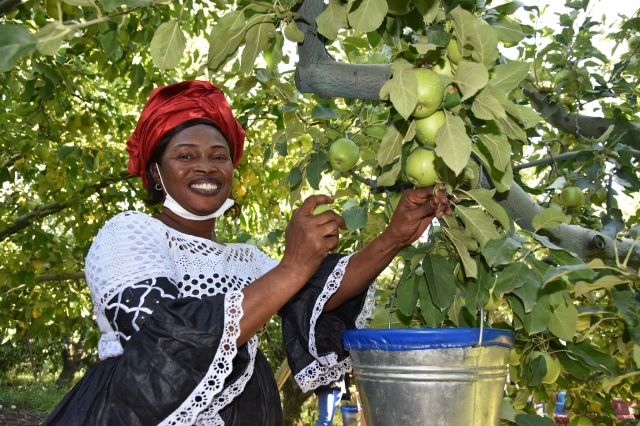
[126,80,245,189]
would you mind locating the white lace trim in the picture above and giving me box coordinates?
[308,255,352,366]
[195,335,259,425]
[158,291,244,426]
[295,356,353,393]
[296,255,376,392]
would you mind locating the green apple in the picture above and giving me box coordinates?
[508,348,522,366]
[405,148,438,187]
[313,204,334,215]
[432,58,453,77]
[628,35,640,52]
[559,186,583,207]
[415,110,445,147]
[447,38,461,64]
[328,138,360,172]
[530,351,561,384]
[412,69,445,118]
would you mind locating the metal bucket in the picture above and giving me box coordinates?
[342,328,514,426]
[340,405,361,426]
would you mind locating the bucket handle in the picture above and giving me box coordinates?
[474,306,485,347]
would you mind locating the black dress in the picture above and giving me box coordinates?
[43,212,374,426]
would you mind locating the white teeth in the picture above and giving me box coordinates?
[191,183,219,190]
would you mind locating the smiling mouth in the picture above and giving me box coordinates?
[190,183,219,191]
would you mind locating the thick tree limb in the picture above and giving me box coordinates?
[513,147,640,171]
[0,170,134,242]
[488,177,640,269]
[522,84,640,150]
[294,0,392,99]
[35,272,86,282]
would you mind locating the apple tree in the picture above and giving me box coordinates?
[1,0,640,423]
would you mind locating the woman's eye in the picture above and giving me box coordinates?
[178,154,191,159]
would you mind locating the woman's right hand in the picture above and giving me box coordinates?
[280,195,347,278]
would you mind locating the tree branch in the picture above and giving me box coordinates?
[294,0,391,99]
[35,272,86,283]
[485,176,640,269]
[0,170,134,242]
[522,83,640,149]
[513,147,640,171]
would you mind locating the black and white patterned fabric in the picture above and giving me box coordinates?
[104,277,180,348]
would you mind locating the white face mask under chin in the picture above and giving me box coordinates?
[155,165,234,221]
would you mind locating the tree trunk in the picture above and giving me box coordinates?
[56,347,79,387]
[281,374,314,426]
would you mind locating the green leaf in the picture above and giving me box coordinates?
[412,0,440,24]
[489,17,525,43]
[489,62,530,93]
[306,152,329,190]
[465,259,493,312]
[548,298,578,341]
[452,60,489,102]
[377,160,401,186]
[543,259,606,285]
[419,275,448,326]
[378,121,405,167]
[101,28,123,62]
[288,166,302,186]
[343,205,368,230]
[35,23,71,56]
[471,89,506,121]
[311,104,340,119]
[434,113,471,175]
[515,414,556,426]
[467,24,499,68]
[422,254,456,311]
[476,131,510,173]
[566,341,619,376]
[575,275,636,296]
[150,20,187,71]
[499,399,515,422]
[389,69,419,120]
[494,262,536,298]
[510,104,542,128]
[347,0,388,34]
[511,275,541,313]
[481,236,520,267]
[556,351,590,381]
[0,24,37,73]
[455,205,501,247]
[241,22,274,73]
[208,11,246,71]
[496,115,527,142]
[532,208,569,232]
[464,188,511,231]
[449,6,476,55]
[316,0,349,40]
[396,274,419,316]
[442,227,477,278]
[525,355,547,387]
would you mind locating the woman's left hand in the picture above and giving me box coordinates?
[384,186,455,248]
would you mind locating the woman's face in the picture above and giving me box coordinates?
[153,124,234,216]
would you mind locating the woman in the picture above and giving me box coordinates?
[44,80,453,426]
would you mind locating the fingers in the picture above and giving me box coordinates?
[314,209,348,230]
[297,194,335,216]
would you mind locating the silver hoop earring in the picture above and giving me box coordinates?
[155,184,163,191]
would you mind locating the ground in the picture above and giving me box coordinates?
[0,405,48,426]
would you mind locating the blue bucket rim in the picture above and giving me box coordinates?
[340,405,360,412]
[342,328,515,351]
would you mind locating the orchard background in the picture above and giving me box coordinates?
[1,0,640,424]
